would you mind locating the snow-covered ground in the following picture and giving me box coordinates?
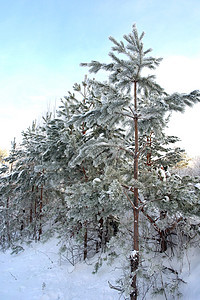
[0,238,200,300]
[0,238,122,300]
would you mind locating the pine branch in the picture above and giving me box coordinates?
[164,90,200,112]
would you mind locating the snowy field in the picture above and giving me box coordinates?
[0,238,200,300]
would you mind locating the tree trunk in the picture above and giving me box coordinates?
[34,193,37,240]
[130,81,139,300]
[84,221,88,260]
[30,185,34,224]
[38,185,43,241]
[146,133,152,166]
[6,197,11,243]
[30,206,33,224]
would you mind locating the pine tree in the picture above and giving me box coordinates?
[58,78,126,258]
[71,24,200,299]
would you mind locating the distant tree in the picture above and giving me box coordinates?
[0,148,7,164]
[175,152,191,169]
[191,156,200,176]
[176,155,200,177]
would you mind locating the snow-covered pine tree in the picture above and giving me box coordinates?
[57,78,128,259]
[64,24,200,299]
[0,139,21,248]
[0,123,46,246]
[0,117,66,248]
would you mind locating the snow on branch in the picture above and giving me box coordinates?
[164,90,200,112]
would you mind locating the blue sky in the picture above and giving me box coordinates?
[1,0,200,156]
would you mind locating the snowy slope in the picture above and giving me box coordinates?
[0,239,121,300]
[0,238,200,300]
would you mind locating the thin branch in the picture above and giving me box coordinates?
[140,206,161,234]
[121,183,134,193]
[123,188,136,210]
[108,281,124,292]
[118,146,134,156]
[141,197,166,206]
[115,111,135,120]
[9,272,17,280]
[136,141,149,159]
[94,142,134,156]
[129,105,136,116]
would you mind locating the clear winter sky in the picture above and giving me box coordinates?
[0,0,200,157]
